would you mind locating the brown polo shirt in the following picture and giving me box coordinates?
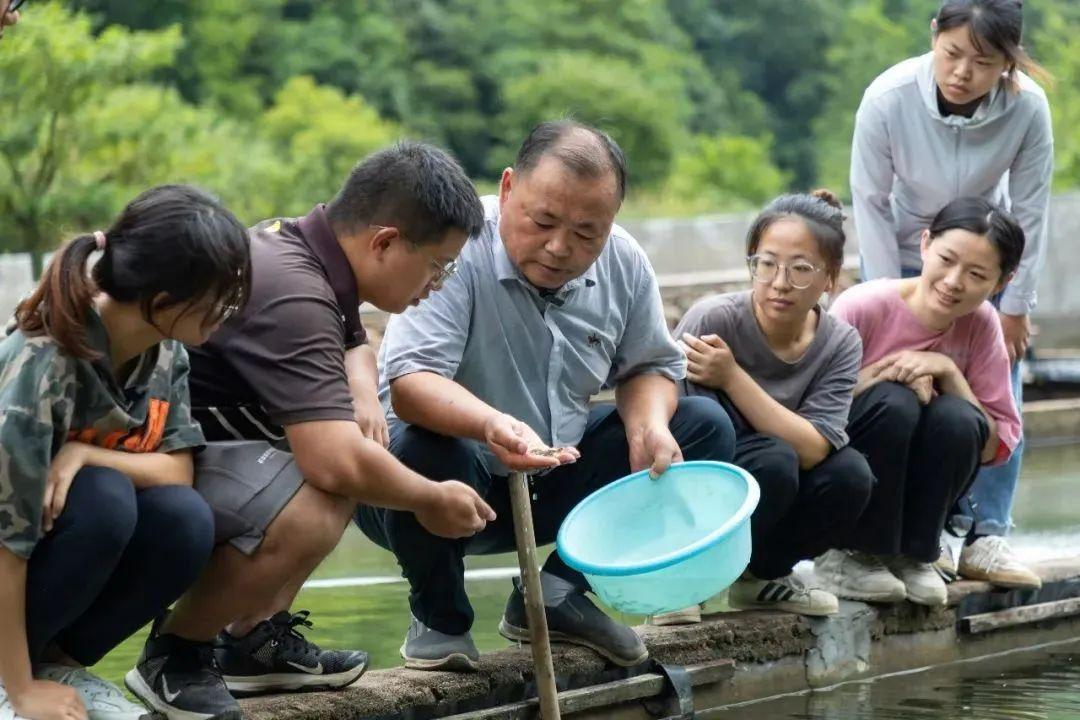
[187,204,367,441]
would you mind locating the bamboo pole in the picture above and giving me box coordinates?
[508,471,562,719]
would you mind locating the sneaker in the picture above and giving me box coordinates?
[217,610,368,693]
[647,604,703,626]
[814,549,907,603]
[125,629,240,720]
[498,578,648,667]
[886,557,948,606]
[400,616,480,672]
[958,536,1042,590]
[33,665,147,720]
[728,573,839,617]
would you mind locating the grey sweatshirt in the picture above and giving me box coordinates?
[851,52,1053,315]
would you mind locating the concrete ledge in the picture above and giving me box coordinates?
[241,557,1080,719]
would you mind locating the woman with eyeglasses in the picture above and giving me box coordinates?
[851,0,1050,589]
[0,185,251,720]
[816,197,1024,608]
[0,0,23,39]
[657,190,873,624]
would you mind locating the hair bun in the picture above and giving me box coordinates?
[810,188,843,211]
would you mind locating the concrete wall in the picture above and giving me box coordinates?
[3,192,1078,324]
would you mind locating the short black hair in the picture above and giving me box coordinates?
[514,120,628,203]
[326,141,484,245]
[927,196,1025,277]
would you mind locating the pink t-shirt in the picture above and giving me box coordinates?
[830,279,1020,464]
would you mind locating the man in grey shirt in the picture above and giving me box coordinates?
[361,120,736,671]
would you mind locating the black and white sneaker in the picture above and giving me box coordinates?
[216,610,368,694]
[124,626,240,720]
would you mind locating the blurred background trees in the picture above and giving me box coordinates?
[1,0,1075,266]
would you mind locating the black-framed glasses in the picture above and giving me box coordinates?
[6,0,25,13]
[747,254,824,290]
[372,225,459,287]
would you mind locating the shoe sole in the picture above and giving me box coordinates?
[124,669,241,720]
[498,618,648,668]
[222,659,368,694]
[957,566,1042,590]
[647,609,702,626]
[820,582,907,603]
[904,591,948,607]
[728,597,838,617]
[399,643,479,672]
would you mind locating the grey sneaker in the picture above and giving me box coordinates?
[886,557,948,606]
[498,578,648,667]
[814,549,907,603]
[33,665,148,720]
[400,616,480,672]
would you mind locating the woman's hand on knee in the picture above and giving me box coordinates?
[906,375,935,405]
[11,679,88,720]
[41,442,91,532]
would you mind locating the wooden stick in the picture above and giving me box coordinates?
[508,471,562,720]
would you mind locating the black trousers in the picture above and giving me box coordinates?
[355,397,736,635]
[844,382,990,562]
[714,394,875,580]
[25,467,214,664]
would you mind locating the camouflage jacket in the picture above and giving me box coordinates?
[0,311,204,558]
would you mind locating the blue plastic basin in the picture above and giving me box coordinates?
[556,461,759,615]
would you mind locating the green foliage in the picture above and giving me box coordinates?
[812,0,915,194]
[0,2,182,270]
[1034,5,1080,189]
[496,52,680,187]
[259,76,403,214]
[1,0,1076,270]
[662,134,791,213]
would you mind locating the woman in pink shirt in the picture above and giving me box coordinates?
[816,197,1023,607]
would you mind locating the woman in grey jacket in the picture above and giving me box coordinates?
[849,0,1050,590]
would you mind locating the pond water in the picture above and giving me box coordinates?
[91,443,1080,710]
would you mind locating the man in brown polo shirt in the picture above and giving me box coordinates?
[125,142,494,720]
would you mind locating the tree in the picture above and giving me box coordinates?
[1032,3,1080,189]
[495,52,681,188]
[811,0,915,195]
[0,2,182,275]
[663,134,791,212]
[258,76,404,213]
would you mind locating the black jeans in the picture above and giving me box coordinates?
[25,467,215,664]
[844,382,990,562]
[355,396,736,635]
[713,394,875,580]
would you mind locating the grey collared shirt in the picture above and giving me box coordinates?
[379,196,685,475]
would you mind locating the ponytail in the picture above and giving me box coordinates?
[13,184,251,361]
[15,233,103,359]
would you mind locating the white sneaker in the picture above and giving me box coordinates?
[959,536,1042,589]
[814,549,907,603]
[886,557,948,606]
[647,604,703,626]
[0,683,31,720]
[728,573,839,617]
[34,665,148,720]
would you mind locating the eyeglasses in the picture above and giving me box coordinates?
[747,254,824,290]
[6,0,25,13]
[372,225,459,287]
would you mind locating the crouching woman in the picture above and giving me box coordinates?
[664,190,873,622]
[816,197,1023,607]
[0,185,250,720]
